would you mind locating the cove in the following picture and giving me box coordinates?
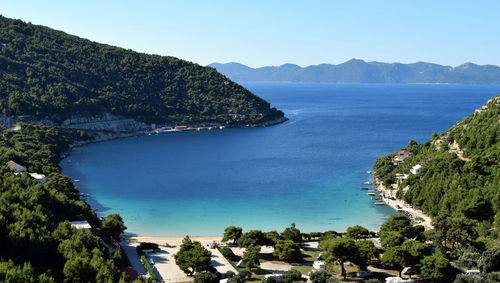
[61,83,500,236]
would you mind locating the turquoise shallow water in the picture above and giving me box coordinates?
[61,83,500,236]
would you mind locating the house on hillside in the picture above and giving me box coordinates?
[70,220,92,230]
[410,164,422,175]
[29,173,47,183]
[393,150,411,166]
[395,173,409,184]
[6,161,27,173]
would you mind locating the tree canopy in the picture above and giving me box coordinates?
[0,125,125,282]
[101,214,127,241]
[320,237,358,279]
[222,226,243,244]
[374,96,499,254]
[175,236,212,275]
[273,240,302,262]
[0,16,284,125]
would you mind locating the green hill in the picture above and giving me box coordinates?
[0,16,283,125]
[374,95,499,248]
[0,124,127,282]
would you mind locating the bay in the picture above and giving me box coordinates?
[61,83,500,236]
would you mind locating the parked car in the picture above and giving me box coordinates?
[466,270,480,275]
[356,270,371,278]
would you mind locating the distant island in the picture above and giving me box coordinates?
[209,60,500,84]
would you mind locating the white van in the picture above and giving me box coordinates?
[465,270,480,275]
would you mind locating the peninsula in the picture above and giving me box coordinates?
[0,16,285,133]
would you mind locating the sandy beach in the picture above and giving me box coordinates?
[374,179,433,230]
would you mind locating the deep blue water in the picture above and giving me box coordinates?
[61,83,500,236]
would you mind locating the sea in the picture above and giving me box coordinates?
[61,83,500,236]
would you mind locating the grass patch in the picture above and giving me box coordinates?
[217,247,243,271]
[140,255,157,280]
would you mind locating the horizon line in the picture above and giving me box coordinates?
[208,59,500,69]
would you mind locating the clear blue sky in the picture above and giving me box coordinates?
[2,0,499,67]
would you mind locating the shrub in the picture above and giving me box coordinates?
[194,271,219,283]
[239,269,251,279]
[225,271,243,283]
[479,248,500,273]
[220,246,238,261]
[282,270,302,283]
[262,276,276,283]
[140,255,157,280]
[309,269,330,283]
[326,277,341,283]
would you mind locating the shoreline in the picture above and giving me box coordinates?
[374,178,433,230]
[62,115,425,238]
[62,116,289,157]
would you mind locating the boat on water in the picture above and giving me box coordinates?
[74,179,80,182]
[363,181,373,185]
[367,192,376,196]
[374,201,385,205]
[366,171,372,174]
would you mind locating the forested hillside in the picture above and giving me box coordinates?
[0,16,283,125]
[374,95,499,250]
[0,125,128,281]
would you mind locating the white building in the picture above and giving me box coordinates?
[70,220,92,230]
[410,164,422,175]
[313,261,325,270]
[395,173,409,184]
[6,160,27,173]
[264,274,283,283]
[393,150,411,164]
[385,277,415,283]
[29,173,47,183]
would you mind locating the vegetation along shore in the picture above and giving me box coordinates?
[0,15,498,283]
[1,95,497,282]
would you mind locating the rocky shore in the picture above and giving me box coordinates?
[374,178,433,230]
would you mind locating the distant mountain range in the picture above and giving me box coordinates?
[209,59,500,84]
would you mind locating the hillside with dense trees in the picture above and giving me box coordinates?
[374,96,499,265]
[0,125,127,282]
[0,16,284,125]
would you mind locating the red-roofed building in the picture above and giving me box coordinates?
[6,161,27,173]
[120,267,138,281]
[393,150,412,165]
